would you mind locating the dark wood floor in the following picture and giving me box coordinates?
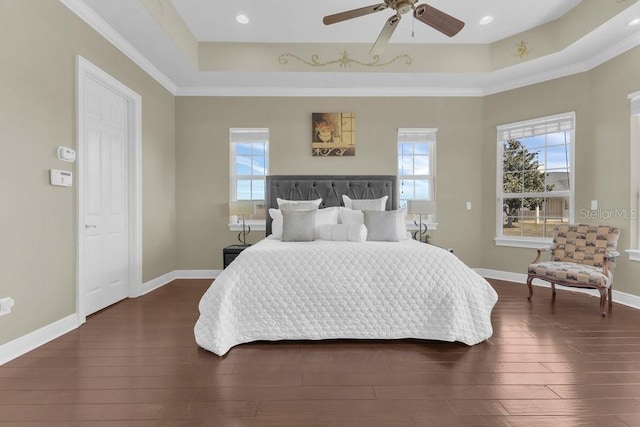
[2,279,640,426]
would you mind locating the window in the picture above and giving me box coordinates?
[229,128,268,229]
[397,128,437,224]
[496,112,575,247]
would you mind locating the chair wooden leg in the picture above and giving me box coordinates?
[526,275,534,300]
[608,286,613,309]
[551,283,556,299]
[598,288,607,317]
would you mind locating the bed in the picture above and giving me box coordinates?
[194,175,498,356]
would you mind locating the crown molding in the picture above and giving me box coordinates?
[60,0,178,95]
[175,86,486,97]
[61,0,640,98]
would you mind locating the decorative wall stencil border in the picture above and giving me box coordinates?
[513,40,533,59]
[278,51,412,68]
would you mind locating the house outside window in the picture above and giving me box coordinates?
[229,128,268,230]
[496,112,575,248]
[397,128,437,227]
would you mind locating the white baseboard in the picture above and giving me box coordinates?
[174,269,220,279]
[138,269,220,296]
[139,270,177,296]
[0,314,79,366]
[475,268,640,311]
[1,269,221,366]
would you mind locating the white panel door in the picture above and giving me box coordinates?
[81,77,129,315]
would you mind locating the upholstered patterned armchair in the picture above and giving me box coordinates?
[527,224,620,316]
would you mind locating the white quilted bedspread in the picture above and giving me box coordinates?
[194,238,498,356]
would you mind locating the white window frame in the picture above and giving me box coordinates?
[397,128,437,230]
[229,128,269,231]
[627,91,640,261]
[495,112,575,248]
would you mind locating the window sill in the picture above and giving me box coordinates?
[407,222,438,231]
[494,237,552,249]
[626,249,640,262]
[229,222,266,232]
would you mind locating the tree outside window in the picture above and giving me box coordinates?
[497,113,574,243]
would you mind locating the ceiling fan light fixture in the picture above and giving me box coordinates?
[236,14,249,24]
[479,16,494,25]
[628,18,640,27]
[324,2,464,53]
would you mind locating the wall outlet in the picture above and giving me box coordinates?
[466,202,472,210]
[0,297,15,316]
[590,200,598,210]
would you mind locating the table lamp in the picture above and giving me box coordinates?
[407,200,430,243]
[229,201,255,245]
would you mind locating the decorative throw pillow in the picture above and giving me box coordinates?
[315,224,368,242]
[282,209,316,242]
[342,195,388,211]
[364,209,407,242]
[270,206,339,239]
[277,198,322,208]
[280,202,319,212]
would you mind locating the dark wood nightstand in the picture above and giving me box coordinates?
[223,244,250,269]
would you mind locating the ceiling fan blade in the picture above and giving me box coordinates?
[323,3,388,25]
[413,3,465,37]
[370,14,401,56]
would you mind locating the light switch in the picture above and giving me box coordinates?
[0,297,14,316]
[466,202,472,210]
[50,169,73,187]
[590,200,598,210]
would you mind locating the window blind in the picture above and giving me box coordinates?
[229,128,269,143]
[398,128,437,143]
[497,113,574,141]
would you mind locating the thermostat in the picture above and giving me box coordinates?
[57,146,76,162]
[50,169,73,187]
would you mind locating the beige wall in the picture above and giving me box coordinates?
[0,1,176,345]
[175,97,485,270]
[482,45,640,296]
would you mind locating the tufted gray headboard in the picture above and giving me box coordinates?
[265,175,397,236]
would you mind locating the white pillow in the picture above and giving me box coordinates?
[363,209,408,242]
[315,224,368,242]
[270,206,339,239]
[338,207,364,225]
[342,195,388,211]
[277,198,322,208]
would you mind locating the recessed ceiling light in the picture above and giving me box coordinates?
[236,14,249,24]
[628,18,640,27]
[479,16,494,25]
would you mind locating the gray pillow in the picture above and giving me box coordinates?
[364,210,404,242]
[280,202,319,211]
[282,209,316,242]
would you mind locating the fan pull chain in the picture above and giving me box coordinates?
[411,14,415,38]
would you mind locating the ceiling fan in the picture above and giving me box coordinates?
[323,0,465,55]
